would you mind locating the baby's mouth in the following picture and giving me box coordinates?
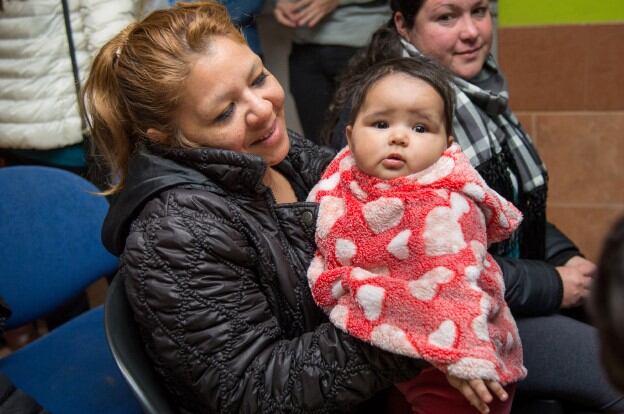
[382,153,405,169]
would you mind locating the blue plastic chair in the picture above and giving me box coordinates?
[0,165,141,414]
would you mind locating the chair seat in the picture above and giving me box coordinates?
[0,306,141,414]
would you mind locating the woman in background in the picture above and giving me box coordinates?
[324,0,624,411]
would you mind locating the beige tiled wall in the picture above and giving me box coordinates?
[499,24,624,262]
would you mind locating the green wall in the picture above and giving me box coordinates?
[499,0,624,27]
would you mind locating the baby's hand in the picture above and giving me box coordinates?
[446,374,508,414]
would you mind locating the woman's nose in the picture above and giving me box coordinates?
[459,16,479,40]
[246,92,272,127]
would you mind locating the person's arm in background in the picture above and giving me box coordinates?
[546,221,597,308]
[220,0,266,24]
[497,222,596,316]
[83,0,137,55]
[274,0,383,28]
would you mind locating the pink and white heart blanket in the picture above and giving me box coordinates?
[306,143,527,383]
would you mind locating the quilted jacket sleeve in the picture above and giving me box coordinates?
[544,222,582,266]
[122,190,424,413]
[496,223,580,316]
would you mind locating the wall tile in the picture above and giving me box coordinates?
[515,112,537,144]
[535,112,624,204]
[499,24,624,112]
[547,206,624,262]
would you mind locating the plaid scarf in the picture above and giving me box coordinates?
[401,39,548,259]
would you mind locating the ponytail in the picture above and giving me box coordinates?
[82,26,136,194]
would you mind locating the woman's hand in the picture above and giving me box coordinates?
[446,374,508,414]
[278,0,339,28]
[565,256,598,278]
[557,256,596,307]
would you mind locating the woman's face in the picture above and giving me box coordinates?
[175,36,289,166]
[395,0,493,80]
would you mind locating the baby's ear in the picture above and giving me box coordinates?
[346,125,354,148]
[447,135,454,147]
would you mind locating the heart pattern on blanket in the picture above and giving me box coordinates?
[336,238,356,265]
[412,155,454,185]
[387,229,411,260]
[349,180,368,201]
[317,196,345,239]
[371,324,420,358]
[424,193,470,256]
[306,254,325,285]
[428,319,456,349]
[356,284,385,321]
[362,197,404,234]
[329,304,348,330]
[408,266,454,301]
[472,296,491,341]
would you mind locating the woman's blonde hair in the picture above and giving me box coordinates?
[82,1,245,193]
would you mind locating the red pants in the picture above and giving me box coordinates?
[394,368,516,414]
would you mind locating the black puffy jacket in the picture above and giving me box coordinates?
[103,132,426,413]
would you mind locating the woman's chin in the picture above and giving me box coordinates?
[262,122,290,166]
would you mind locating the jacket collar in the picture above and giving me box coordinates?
[103,141,272,256]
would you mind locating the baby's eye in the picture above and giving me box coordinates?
[373,121,389,129]
[413,124,427,133]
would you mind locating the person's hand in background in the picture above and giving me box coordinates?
[276,0,339,28]
[558,256,596,307]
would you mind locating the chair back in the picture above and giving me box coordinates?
[105,274,176,414]
[0,166,118,328]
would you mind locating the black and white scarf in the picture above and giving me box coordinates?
[401,39,548,259]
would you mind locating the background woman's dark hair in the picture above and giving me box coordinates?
[592,215,624,392]
[320,1,426,147]
[390,0,425,29]
[346,57,455,139]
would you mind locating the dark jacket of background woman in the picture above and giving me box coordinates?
[102,132,425,413]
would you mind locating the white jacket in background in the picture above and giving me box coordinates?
[0,0,137,150]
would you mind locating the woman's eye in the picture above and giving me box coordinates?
[215,103,234,123]
[436,13,455,23]
[373,121,389,129]
[252,72,268,87]
[413,124,426,133]
[473,6,488,17]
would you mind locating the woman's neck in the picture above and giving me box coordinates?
[263,167,297,204]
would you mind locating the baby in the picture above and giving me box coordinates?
[306,57,526,414]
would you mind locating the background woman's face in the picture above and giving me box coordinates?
[176,36,289,167]
[396,0,493,80]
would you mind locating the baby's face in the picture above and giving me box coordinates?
[346,73,452,180]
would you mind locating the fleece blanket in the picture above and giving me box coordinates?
[306,143,527,384]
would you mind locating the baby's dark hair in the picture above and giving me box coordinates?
[592,215,624,391]
[346,57,455,137]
